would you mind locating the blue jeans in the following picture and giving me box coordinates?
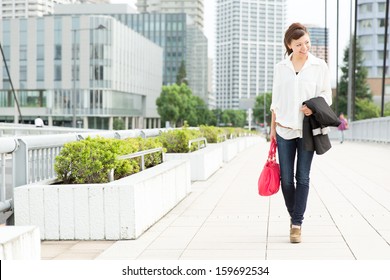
[276,134,314,226]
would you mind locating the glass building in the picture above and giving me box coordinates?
[55,4,209,106]
[307,26,329,62]
[136,0,205,30]
[357,0,388,78]
[215,0,286,109]
[0,15,163,129]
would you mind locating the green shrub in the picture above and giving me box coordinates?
[54,137,122,184]
[134,137,165,169]
[54,136,165,184]
[159,128,202,153]
[114,138,140,180]
[199,125,226,143]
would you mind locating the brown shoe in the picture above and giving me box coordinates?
[290,226,301,243]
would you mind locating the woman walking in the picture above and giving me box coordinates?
[270,23,332,243]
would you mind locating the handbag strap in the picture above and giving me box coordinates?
[268,138,277,162]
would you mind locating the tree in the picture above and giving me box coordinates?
[156,83,204,127]
[156,84,181,127]
[355,99,380,120]
[209,109,223,126]
[220,109,246,127]
[192,96,210,126]
[176,83,195,126]
[336,39,378,120]
[384,102,390,116]
[176,60,188,85]
[253,92,272,127]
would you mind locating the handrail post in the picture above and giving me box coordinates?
[109,147,164,181]
[13,139,28,188]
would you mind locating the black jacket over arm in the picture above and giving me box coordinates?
[303,97,341,155]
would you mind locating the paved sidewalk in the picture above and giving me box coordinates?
[41,139,390,260]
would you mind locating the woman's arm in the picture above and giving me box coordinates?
[270,110,277,141]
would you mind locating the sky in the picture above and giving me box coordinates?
[111,0,353,85]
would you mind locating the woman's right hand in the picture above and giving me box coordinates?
[269,127,277,142]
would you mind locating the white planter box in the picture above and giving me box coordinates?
[0,226,41,260]
[222,139,239,162]
[14,160,191,240]
[165,143,223,181]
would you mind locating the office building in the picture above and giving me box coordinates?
[307,25,329,62]
[215,0,286,109]
[136,0,204,30]
[0,15,163,129]
[55,4,209,106]
[0,1,110,19]
[356,0,390,100]
[357,0,387,78]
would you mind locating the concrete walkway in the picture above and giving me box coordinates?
[41,138,390,260]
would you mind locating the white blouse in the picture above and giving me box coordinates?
[270,52,332,139]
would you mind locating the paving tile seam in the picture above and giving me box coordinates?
[114,142,261,260]
[310,177,358,260]
[312,168,390,257]
[313,159,390,249]
[177,143,266,259]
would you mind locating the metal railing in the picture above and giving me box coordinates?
[0,122,99,137]
[109,147,164,182]
[188,137,207,152]
[328,116,390,143]
[217,134,227,143]
[0,128,168,219]
[0,137,19,213]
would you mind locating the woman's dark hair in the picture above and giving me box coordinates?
[284,23,309,56]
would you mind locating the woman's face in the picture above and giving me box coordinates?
[288,33,310,59]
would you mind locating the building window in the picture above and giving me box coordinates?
[20,65,27,81]
[37,65,44,81]
[93,65,104,80]
[360,19,372,29]
[37,45,44,60]
[378,3,386,13]
[20,45,27,61]
[54,65,62,81]
[362,51,372,61]
[378,35,385,44]
[360,35,373,45]
[359,3,372,14]
[54,45,62,60]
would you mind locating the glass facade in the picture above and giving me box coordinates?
[110,13,208,104]
[0,15,163,129]
[216,0,286,109]
[357,0,390,78]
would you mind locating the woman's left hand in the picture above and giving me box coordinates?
[301,105,313,116]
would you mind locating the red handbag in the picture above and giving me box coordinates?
[258,138,280,196]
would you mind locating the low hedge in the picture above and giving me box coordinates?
[199,125,226,143]
[159,128,202,153]
[54,127,255,184]
[54,136,164,184]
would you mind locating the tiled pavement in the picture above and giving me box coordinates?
[41,138,390,260]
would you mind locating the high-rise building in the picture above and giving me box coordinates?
[0,15,163,129]
[307,26,329,62]
[356,0,390,100]
[357,0,387,78]
[136,0,204,30]
[0,0,75,19]
[0,1,110,19]
[215,0,286,110]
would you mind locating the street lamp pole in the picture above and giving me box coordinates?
[71,24,106,128]
[72,29,77,128]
